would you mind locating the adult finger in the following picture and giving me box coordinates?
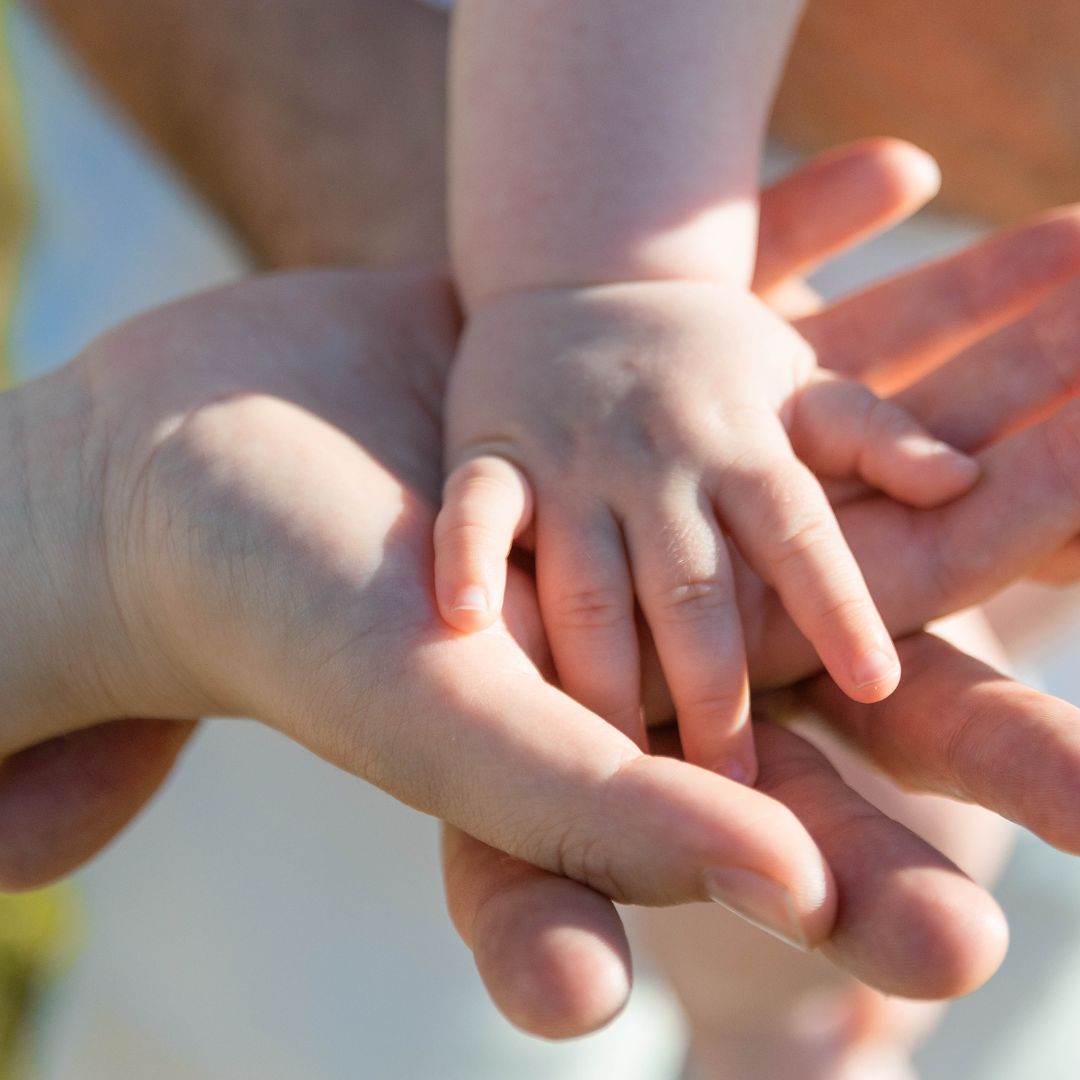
[883,282,1080,586]
[798,207,1080,390]
[894,277,1080,454]
[796,632,1080,857]
[626,718,1005,998]
[441,823,632,1038]
[284,624,834,930]
[752,722,1009,999]
[874,396,1080,629]
[441,717,1008,1036]
[755,139,941,293]
[0,719,195,891]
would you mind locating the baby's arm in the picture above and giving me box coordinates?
[449,0,803,300]
[437,1,976,780]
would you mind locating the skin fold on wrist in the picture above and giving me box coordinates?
[0,366,110,751]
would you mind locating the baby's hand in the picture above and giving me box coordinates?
[435,283,978,780]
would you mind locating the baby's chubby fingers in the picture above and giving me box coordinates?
[792,376,980,508]
[536,507,645,747]
[713,421,900,704]
[623,489,755,782]
[434,455,533,631]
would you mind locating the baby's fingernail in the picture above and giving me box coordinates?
[852,646,899,692]
[451,586,489,614]
[704,867,810,951]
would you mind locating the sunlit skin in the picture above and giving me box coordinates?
[17,1,1080,1061]
[436,2,978,783]
[2,175,1080,1036]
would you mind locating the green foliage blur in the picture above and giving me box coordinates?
[0,889,78,1079]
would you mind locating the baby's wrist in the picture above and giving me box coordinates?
[463,274,759,333]
[457,200,759,311]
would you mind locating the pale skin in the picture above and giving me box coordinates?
[26,0,1080,1060]
[436,0,978,781]
[0,251,1065,860]
[4,174,1080,1026]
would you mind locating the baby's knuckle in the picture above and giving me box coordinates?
[653,576,731,619]
[810,592,875,628]
[552,584,629,630]
[434,516,505,550]
[769,516,836,568]
[677,685,745,720]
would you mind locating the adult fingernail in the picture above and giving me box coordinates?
[932,441,979,472]
[451,586,489,614]
[852,647,899,692]
[907,434,978,470]
[703,867,810,951]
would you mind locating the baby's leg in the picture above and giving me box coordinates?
[631,608,1014,1079]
